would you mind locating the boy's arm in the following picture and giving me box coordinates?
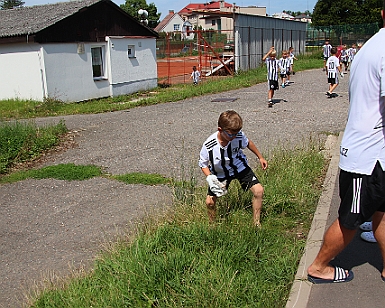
[247,140,268,170]
[262,46,274,61]
[201,167,211,177]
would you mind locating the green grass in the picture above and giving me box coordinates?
[30,142,326,308]
[0,53,326,306]
[0,164,174,185]
[111,172,172,185]
[0,120,67,174]
[0,163,103,183]
[0,51,323,121]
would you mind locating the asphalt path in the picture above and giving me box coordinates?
[0,68,350,307]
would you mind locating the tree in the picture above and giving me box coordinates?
[0,0,24,10]
[120,0,161,28]
[312,0,383,27]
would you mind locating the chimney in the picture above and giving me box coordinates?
[169,10,174,14]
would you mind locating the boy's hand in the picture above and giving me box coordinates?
[259,158,268,170]
[206,175,227,197]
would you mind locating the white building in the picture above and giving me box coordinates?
[0,0,159,102]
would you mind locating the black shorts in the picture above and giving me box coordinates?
[280,73,287,78]
[268,80,279,90]
[328,77,337,85]
[208,166,260,196]
[338,161,385,229]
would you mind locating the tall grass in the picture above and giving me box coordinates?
[31,142,326,308]
[0,120,67,174]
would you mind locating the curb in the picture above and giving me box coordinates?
[285,132,343,308]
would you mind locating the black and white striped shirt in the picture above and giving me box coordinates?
[326,55,340,79]
[199,131,249,179]
[265,57,279,81]
[279,57,291,74]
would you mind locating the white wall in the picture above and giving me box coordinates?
[42,43,111,102]
[0,37,158,102]
[0,43,45,101]
[162,14,184,33]
[107,37,157,97]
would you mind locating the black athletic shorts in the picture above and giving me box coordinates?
[338,161,385,229]
[208,166,260,196]
[268,80,279,90]
[328,77,337,85]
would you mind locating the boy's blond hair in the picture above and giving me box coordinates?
[218,110,243,131]
[270,50,277,57]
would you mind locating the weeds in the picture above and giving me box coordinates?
[30,142,327,307]
[0,120,67,174]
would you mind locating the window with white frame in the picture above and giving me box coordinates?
[127,45,135,58]
[174,24,180,31]
[91,46,104,78]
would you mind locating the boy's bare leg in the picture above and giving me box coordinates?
[307,219,356,279]
[329,84,338,94]
[250,183,264,227]
[206,195,217,223]
[372,211,385,278]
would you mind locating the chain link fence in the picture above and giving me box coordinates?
[306,22,379,48]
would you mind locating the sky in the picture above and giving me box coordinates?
[24,0,318,20]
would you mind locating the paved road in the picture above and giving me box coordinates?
[0,69,350,307]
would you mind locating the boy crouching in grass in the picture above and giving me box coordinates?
[198,110,268,227]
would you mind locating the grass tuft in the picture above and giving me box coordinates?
[0,163,103,183]
[0,120,67,174]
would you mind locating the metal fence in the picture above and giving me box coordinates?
[306,22,379,47]
[156,13,308,85]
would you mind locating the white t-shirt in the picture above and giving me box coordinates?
[339,28,385,175]
[191,70,200,83]
[199,131,249,179]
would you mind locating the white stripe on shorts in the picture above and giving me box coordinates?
[351,178,362,214]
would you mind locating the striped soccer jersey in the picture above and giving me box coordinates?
[279,57,291,74]
[326,55,340,79]
[199,131,250,179]
[265,57,279,81]
[323,44,332,58]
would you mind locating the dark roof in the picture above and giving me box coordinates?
[0,0,123,38]
[154,11,175,32]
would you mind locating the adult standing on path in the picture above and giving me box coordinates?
[307,2,385,284]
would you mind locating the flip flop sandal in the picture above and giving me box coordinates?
[360,231,377,243]
[307,265,354,284]
[359,221,372,231]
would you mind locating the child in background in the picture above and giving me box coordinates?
[340,44,349,71]
[322,40,332,71]
[199,110,268,227]
[190,65,201,85]
[326,47,343,98]
[262,46,280,107]
[278,50,291,88]
[289,46,298,76]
